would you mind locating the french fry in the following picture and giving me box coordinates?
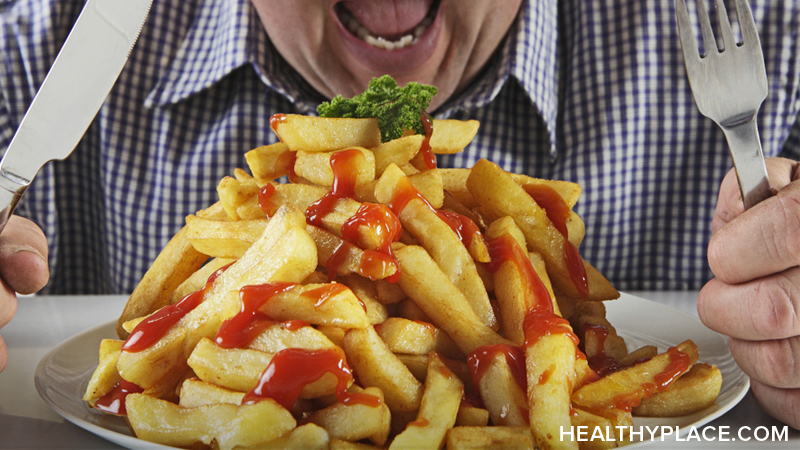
[439,168,582,210]
[376,317,462,360]
[126,393,296,450]
[525,317,580,450]
[187,337,340,398]
[246,321,338,354]
[632,363,722,417]
[217,175,260,220]
[371,134,424,175]
[474,349,528,427]
[83,339,124,405]
[485,217,557,344]
[446,426,535,450]
[259,423,331,450]
[178,377,245,407]
[245,142,294,185]
[308,386,391,446]
[395,354,472,389]
[294,147,376,188]
[389,352,464,450]
[376,165,496,329]
[394,245,510,355]
[256,282,371,329]
[429,119,480,154]
[455,404,490,427]
[572,340,699,412]
[343,326,424,412]
[306,224,398,281]
[341,274,389,325]
[170,257,235,305]
[271,115,381,151]
[185,215,269,259]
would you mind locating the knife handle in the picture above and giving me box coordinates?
[0,172,27,235]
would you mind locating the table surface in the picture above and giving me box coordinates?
[1,291,798,449]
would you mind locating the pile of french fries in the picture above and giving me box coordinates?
[84,114,722,450]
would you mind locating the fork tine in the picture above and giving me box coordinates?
[676,0,701,62]
[714,0,736,51]
[735,0,760,47]
[696,0,718,56]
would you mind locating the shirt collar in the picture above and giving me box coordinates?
[436,0,559,155]
[144,0,322,113]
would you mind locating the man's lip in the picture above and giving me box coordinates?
[330,1,443,74]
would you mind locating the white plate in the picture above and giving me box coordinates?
[35,292,750,449]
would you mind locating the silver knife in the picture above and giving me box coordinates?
[0,0,152,234]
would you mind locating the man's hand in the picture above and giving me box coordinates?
[0,215,49,372]
[699,157,800,429]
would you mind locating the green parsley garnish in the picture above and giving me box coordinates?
[317,75,438,143]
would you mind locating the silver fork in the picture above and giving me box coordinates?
[676,0,772,209]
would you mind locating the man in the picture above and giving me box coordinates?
[1,0,798,428]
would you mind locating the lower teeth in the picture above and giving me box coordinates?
[340,7,434,50]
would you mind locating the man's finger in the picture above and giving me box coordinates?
[0,216,49,294]
[698,272,800,341]
[750,380,800,430]
[0,335,7,373]
[711,158,798,234]
[707,180,800,284]
[728,335,800,389]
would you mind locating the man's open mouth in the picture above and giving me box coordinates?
[334,0,441,50]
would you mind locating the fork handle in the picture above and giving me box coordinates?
[720,118,772,210]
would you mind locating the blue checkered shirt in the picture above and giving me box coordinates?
[1,0,799,294]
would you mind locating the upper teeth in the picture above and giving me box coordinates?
[340,9,433,50]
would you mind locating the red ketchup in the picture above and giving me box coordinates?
[306,149,403,282]
[387,174,485,252]
[242,347,380,409]
[654,346,691,389]
[94,379,144,416]
[418,111,436,170]
[122,263,231,352]
[610,346,691,411]
[269,113,287,133]
[215,282,298,349]
[306,149,362,226]
[341,202,403,283]
[487,233,551,310]
[582,323,619,377]
[523,184,588,299]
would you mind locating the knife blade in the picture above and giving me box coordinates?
[0,0,153,233]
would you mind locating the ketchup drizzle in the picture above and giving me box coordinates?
[487,233,551,311]
[269,113,287,133]
[306,149,362,227]
[387,174,485,252]
[305,149,403,281]
[242,347,380,409]
[94,379,144,416]
[418,111,436,170]
[467,344,527,398]
[523,184,588,300]
[123,263,231,353]
[215,282,297,349]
